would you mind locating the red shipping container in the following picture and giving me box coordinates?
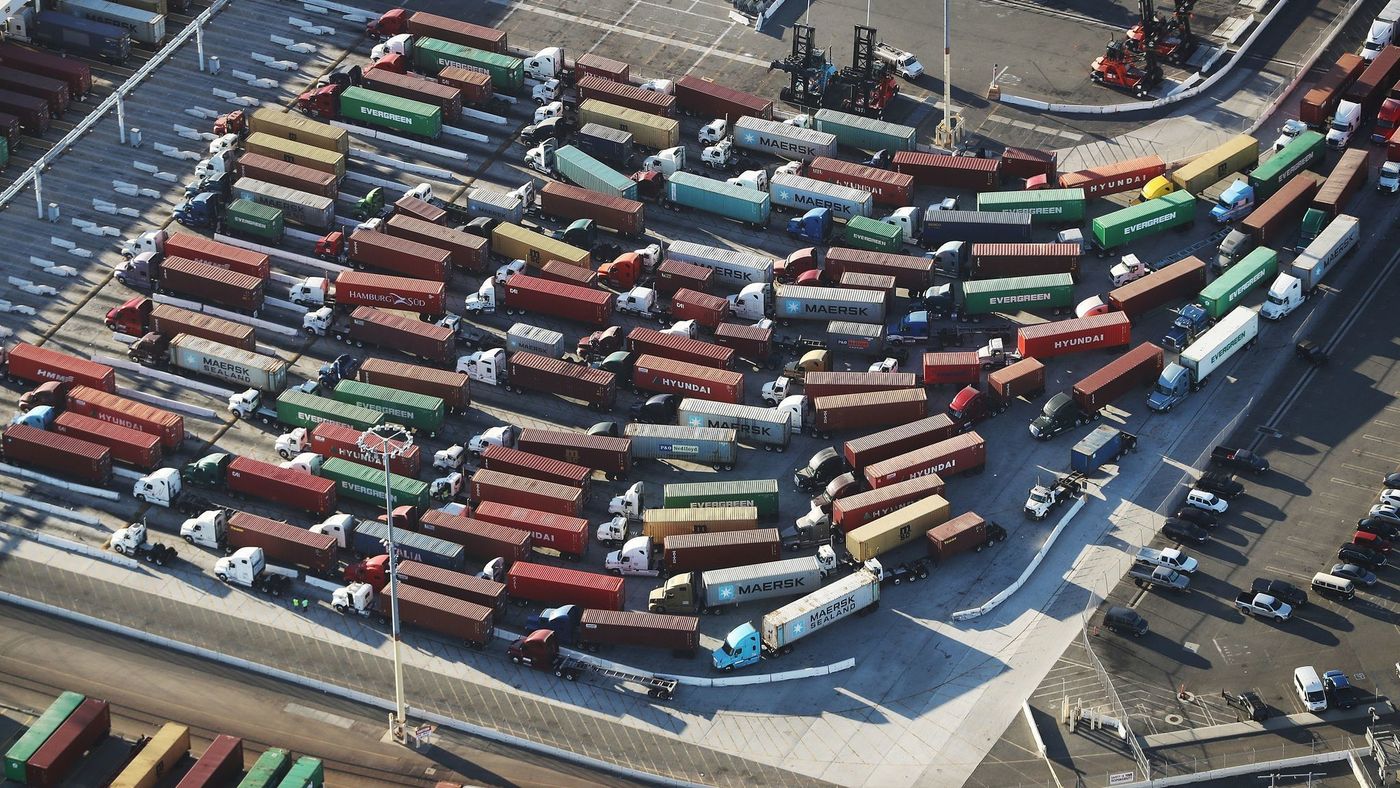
[1311,147,1368,218]
[832,473,946,532]
[839,272,896,302]
[436,65,493,105]
[347,229,450,281]
[309,420,421,476]
[516,429,632,478]
[472,500,589,560]
[1056,155,1166,198]
[481,444,591,490]
[627,327,734,369]
[673,75,773,121]
[385,214,488,272]
[804,371,918,400]
[577,74,676,117]
[654,260,714,296]
[631,354,744,403]
[356,357,469,413]
[575,53,630,83]
[539,258,600,289]
[1017,312,1131,359]
[416,509,532,565]
[1107,256,1207,320]
[0,43,92,98]
[1072,342,1164,413]
[507,351,616,410]
[159,256,264,313]
[807,156,914,206]
[469,468,584,517]
[864,431,986,488]
[25,698,110,787]
[670,288,730,329]
[2,424,110,483]
[922,352,981,386]
[822,247,937,292]
[65,385,184,450]
[842,414,958,470]
[173,735,243,788]
[811,389,929,435]
[1301,53,1367,126]
[539,180,645,237]
[345,307,456,364]
[713,322,773,361]
[507,561,625,610]
[227,456,337,515]
[226,511,338,575]
[364,65,463,122]
[504,274,615,327]
[52,411,162,470]
[334,271,447,316]
[2,342,115,392]
[237,152,338,198]
[969,243,1081,280]
[164,233,271,280]
[398,10,506,51]
[147,301,257,350]
[1001,147,1057,180]
[394,194,447,223]
[662,529,782,573]
[892,151,999,189]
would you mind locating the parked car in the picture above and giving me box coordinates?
[1337,543,1387,569]
[1174,507,1217,528]
[1322,670,1360,709]
[1383,470,1400,488]
[1251,578,1307,607]
[1104,606,1148,637]
[1352,531,1393,552]
[1222,689,1270,721]
[1377,489,1400,508]
[1195,472,1244,499]
[1330,562,1378,586]
[1367,504,1400,525]
[1185,489,1228,513]
[1357,517,1400,540]
[1163,518,1209,544]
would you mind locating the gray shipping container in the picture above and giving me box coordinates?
[826,320,887,355]
[350,518,467,573]
[468,187,524,224]
[664,240,773,291]
[920,209,1033,247]
[168,334,287,392]
[58,0,164,45]
[507,323,566,358]
[676,398,792,449]
[769,173,873,221]
[231,177,335,231]
[574,123,634,166]
[733,116,838,160]
[699,556,826,608]
[624,423,738,467]
[776,285,885,324]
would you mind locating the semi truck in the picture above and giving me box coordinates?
[845,494,950,561]
[1148,306,1259,412]
[178,452,338,515]
[115,254,264,315]
[304,306,455,365]
[1090,191,1195,251]
[228,386,386,431]
[607,529,781,576]
[945,358,1047,431]
[663,240,773,291]
[290,271,447,317]
[662,171,770,229]
[1261,214,1358,319]
[106,297,257,351]
[926,512,1007,564]
[457,348,616,410]
[647,555,829,614]
[885,207,1032,249]
[276,419,421,476]
[1139,133,1258,201]
[321,515,469,572]
[727,283,886,324]
[127,333,287,393]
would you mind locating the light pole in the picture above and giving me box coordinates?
[934,0,963,149]
[357,423,413,744]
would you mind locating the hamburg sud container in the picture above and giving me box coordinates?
[806,156,914,206]
[517,428,631,478]
[481,445,591,490]
[508,561,624,610]
[52,411,161,470]
[662,528,782,573]
[632,354,744,403]
[733,116,838,160]
[1091,191,1196,250]
[811,388,930,437]
[471,500,588,560]
[892,151,999,189]
[65,385,184,449]
[864,431,987,488]
[642,506,759,540]
[803,371,918,399]
[1017,312,1131,359]
[504,275,614,327]
[334,271,447,316]
[1072,342,1165,413]
[976,188,1086,224]
[1057,155,1167,198]
[663,478,781,520]
[812,109,917,152]
[1108,256,1207,320]
[2,342,116,391]
[845,494,951,561]
[675,398,792,449]
[628,327,734,369]
[842,414,958,470]
[469,468,584,517]
[832,473,946,531]
[671,289,730,329]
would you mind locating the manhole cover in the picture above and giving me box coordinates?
[1165,713,1184,725]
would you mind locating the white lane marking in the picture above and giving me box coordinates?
[978,113,1086,142]
[689,21,737,73]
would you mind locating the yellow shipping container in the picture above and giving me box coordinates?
[244,133,347,182]
[845,494,950,561]
[248,106,350,154]
[490,222,591,268]
[642,506,759,540]
[110,723,190,788]
[578,99,680,151]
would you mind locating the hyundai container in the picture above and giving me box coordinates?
[922,351,980,386]
[823,247,937,291]
[654,260,714,296]
[30,11,130,64]
[554,143,638,200]
[172,734,242,788]
[0,65,69,115]
[803,371,918,399]
[540,180,644,236]
[864,431,986,487]
[577,609,700,655]
[578,98,679,148]
[811,389,928,437]
[1198,246,1278,318]
[4,422,112,483]
[332,271,447,316]
[631,354,744,403]
[243,132,346,180]
[969,243,1081,280]
[274,389,385,431]
[892,151,999,188]
[517,429,630,478]
[842,414,958,470]
[832,473,945,531]
[0,42,93,98]
[926,512,1002,563]
[166,334,287,392]
[628,327,734,369]
[508,349,618,409]
[664,528,781,573]
[247,106,349,154]
[920,209,1032,247]
[713,322,773,362]
[410,37,523,93]
[235,152,337,198]
[1216,172,1321,268]
[345,228,449,280]
[1,342,115,392]
[673,75,773,121]
[643,507,759,540]
[163,232,270,280]
[663,479,780,520]
[1091,191,1195,250]
[52,411,161,470]
[3,692,84,783]
[1248,131,1325,199]
[385,213,487,272]
[339,307,455,364]
[332,378,445,434]
[574,52,629,82]
[470,468,584,517]
[769,173,873,220]
[109,723,188,788]
[985,358,1047,404]
[625,423,738,466]
[320,457,429,509]
[977,188,1086,223]
[507,561,624,610]
[664,240,773,290]
[577,74,676,116]
[733,116,837,159]
[1300,53,1366,126]
[1312,148,1367,217]
[1056,155,1166,198]
[371,9,507,52]
[506,323,566,358]
[1073,342,1164,413]
[1017,312,1131,359]
[308,420,421,476]
[66,385,183,449]
[227,510,337,573]
[472,499,588,560]
[364,65,463,121]
[812,108,915,151]
[961,273,1076,316]
[664,171,770,227]
[1108,256,1207,319]
[1001,147,1057,180]
[846,494,950,561]
[675,399,791,449]
[670,288,730,329]
[806,156,913,206]
[492,223,591,269]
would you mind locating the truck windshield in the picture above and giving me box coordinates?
[1330,120,1350,132]
[1152,380,1175,396]
[1377,117,1397,130]
[1267,293,1286,305]
[1029,490,1049,503]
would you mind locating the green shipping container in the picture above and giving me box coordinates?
[320,457,430,508]
[664,479,780,520]
[976,188,1086,223]
[1197,246,1278,319]
[1091,191,1195,250]
[275,389,386,431]
[961,273,1075,315]
[4,691,84,782]
[277,756,325,788]
[332,379,445,434]
[1248,130,1325,200]
[237,747,291,788]
[338,86,441,138]
[843,215,904,252]
[0,136,9,171]
[665,171,770,226]
[555,145,638,200]
[412,37,523,94]
[225,198,284,241]
[812,108,917,152]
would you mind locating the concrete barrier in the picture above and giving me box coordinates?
[952,496,1086,620]
[0,464,120,501]
[0,521,135,567]
[0,495,102,527]
[1120,747,1364,787]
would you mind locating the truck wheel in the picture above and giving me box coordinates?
[511,655,522,664]
[217,573,229,583]
[114,544,128,555]
[333,604,348,614]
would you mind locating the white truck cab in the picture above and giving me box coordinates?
[1379,161,1400,193]
[456,348,506,385]
[494,259,527,285]
[301,306,335,336]
[531,78,562,105]
[279,451,322,475]
[661,319,698,338]
[727,282,768,322]
[430,471,464,502]
[641,146,685,176]
[607,482,644,524]
[132,467,182,507]
[463,281,498,314]
[878,206,922,245]
[434,444,467,472]
[1364,20,1395,60]
[289,277,330,308]
[606,535,661,576]
[1261,273,1305,320]
[616,287,660,318]
[699,118,727,144]
[761,376,792,406]
[180,509,227,548]
[701,138,736,169]
[332,581,376,615]
[1110,254,1150,286]
[727,168,767,191]
[466,424,518,457]
[522,47,565,81]
[1326,101,1362,149]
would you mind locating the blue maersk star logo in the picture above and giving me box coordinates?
[792,621,804,635]
[688,415,704,427]
[742,132,758,144]
[778,190,792,201]
[785,300,802,314]
[717,584,735,600]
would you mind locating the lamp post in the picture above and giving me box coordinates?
[357,424,413,744]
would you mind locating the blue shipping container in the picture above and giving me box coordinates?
[1070,425,1133,473]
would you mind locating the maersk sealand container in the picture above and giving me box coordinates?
[1197,246,1278,319]
[1090,191,1195,250]
[664,171,770,228]
[812,109,917,152]
[976,188,1086,223]
[769,173,872,221]
[411,37,524,94]
[168,335,288,392]
[555,145,638,200]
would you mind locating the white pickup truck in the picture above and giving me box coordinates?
[1135,546,1197,574]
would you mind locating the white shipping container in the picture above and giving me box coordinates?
[676,398,792,448]
[665,240,774,291]
[760,567,879,650]
[507,323,566,358]
[700,556,825,608]
[1181,306,1259,382]
[733,117,838,160]
[769,174,873,221]
[1288,214,1358,291]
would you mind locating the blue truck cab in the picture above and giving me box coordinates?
[787,208,834,243]
[173,192,221,228]
[1162,303,1210,351]
[525,604,582,645]
[887,310,933,345]
[713,622,761,670]
[9,405,55,429]
[1209,180,1254,223]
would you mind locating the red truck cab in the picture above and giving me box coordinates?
[507,629,559,670]
[775,248,818,283]
[344,553,392,587]
[597,253,644,289]
[295,84,341,120]
[947,385,1004,432]
[366,8,409,38]
[105,296,152,335]
[369,53,409,74]
[1375,97,1400,144]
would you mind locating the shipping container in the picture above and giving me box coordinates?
[222,199,283,243]
[345,229,450,281]
[921,351,980,386]
[812,108,916,152]
[1056,155,1166,198]
[320,457,429,509]
[803,371,918,400]
[278,757,325,788]
[926,512,999,563]
[825,320,887,355]
[243,132,346,180]
[642,506,759,539]
[225,456,337,517]
[1237,171,1322,246]
[235,151,338,198]
[1167,133,1258,195]
[664,171,770,227]
[273,388,385,432]
[227,510,338,573]
[628,327,734,369]
[238,748,290,787]
[663,479,780,520]
[384,214,487,272]
[1343,44,1400,116]
[577,98,679,149]
[823,247,937,292]
[30,11,131,65]
[733,116,837,159]
[985,357,1046,404]
[625,423,738,466]
[577,74,675,116]
[806,156,913,206]
[492,222,591,269]
[969,243,1081,280]
[976,188,1086,223]
[393,194,446,224]
[21,696,106,787]
[65,385,183,449]
[670,288,730,329]
[842,414,958,470]
[554,144,638,201]
[470,500,588,560]
[893,151,999,189]
[713,322,772,362]
[2,342,115,392]
[108,299,256,352]
[769,172,874,220]
[410,37,523,94]
[308,419,421,476]
[340,307,455,364]
[248,106,349,154]
[577,609,700,654]
[1002,147,1057,180]
[960,273,1076,316]
[400,11,506,52]
[395,560,506,611]
[166,334,287,392]
[839,272,896,302]
[1090,191,1195,250]
[1107,255,1207,320]
[0,42,93,99]
[507,323,566,358]
[332,271,447,316]
[673,75,773,122]
[173,735,242,788]
[674,398,791,449]
[773,284,886,324]
[663,528,781,573]
[482,445,590,491]
[507,561,624,610]
[1300,53,1367,126]
[574,123,635,168]
[153,256,264,314]
[920,209,1032,247]
[864,431,987,487]
[654,260,714,296]
[663,240,773,290]
[832,473,945,532]
[1072,342,1164,412]
[517,429,630,478]
[52,411,161,470]
[811,389,929,436]
[163,233,271,281]
[1312,147,1367,218]
[108,723,188,788]
[347,518,467,572]
[468,187,524,224]
[0,65,69,115]
[435,65,493,104]
[574,52,629,82]
[631,354,744,403]
[0,86,51,134]
[386,584,494,647]
[507,350,617,410]
[469,468,584,517]
[4,692,84,783]
[1199,245,1278,319]
[842,215,904,253]
[846,494,950,561]
[364,65,463,121]
[539,179,644,236]
[332,379,445,434]
[1017,312,1131,359]
[1248,131,1325,199]
[0,112,19,153]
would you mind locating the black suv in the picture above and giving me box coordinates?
[1195,471,1245,499]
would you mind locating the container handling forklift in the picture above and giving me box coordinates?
[770,24,898,117]
[1090,0,1194,97]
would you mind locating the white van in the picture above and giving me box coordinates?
[1294,666,1327,712]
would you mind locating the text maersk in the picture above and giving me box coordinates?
[787,191,855,217]
[756,134,820,158]
[198,356,255,385]
[689,416,774,438]
[790,302,873,317]
[732,575,809,596]
[805,593,860,630]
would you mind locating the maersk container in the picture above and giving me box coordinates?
[624,423,738,466]
[274,388,386,431]
[920,209,1032,247]
[960,273,1076,316]
[676,398,792,449]
[664,171,770,227]
[223,199,284,242]
[976,188,1086,223]
[812,108,916,152]
[775,285,885,324]
[168,334,287,392]
[554,145,638,200]
[769,173,872,221]
[231,177,335,231]
[664,240,773,290]
[577,99,679,150]
[320,456,430,508]
[338,86,441,138]
[1090,191,1195,250]
[757,568,879,654]
[1249,130,1325,199]
[734,116,838,160]
[332,379,445,435]
[58,0,163,47]
[843,216,904,253]
[1198,246,1278,319]
[507,323,566,358]
[468,187,524,224]
[663,479,780,520]
[411,37,523,94]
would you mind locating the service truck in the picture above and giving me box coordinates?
[1136,546,1198,573]
[1148,306,1259,412]
[1260,214,1358,319]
